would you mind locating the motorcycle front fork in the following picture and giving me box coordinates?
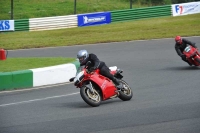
[85,82,95,94]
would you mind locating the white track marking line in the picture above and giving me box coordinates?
[0,92,79,107]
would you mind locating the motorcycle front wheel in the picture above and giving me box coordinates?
[118,80,133,101]
[80,85,102,107]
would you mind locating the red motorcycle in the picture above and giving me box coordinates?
[183,45,200,66]
[70,61,132,107]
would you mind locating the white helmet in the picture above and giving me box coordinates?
[77,50,89,64]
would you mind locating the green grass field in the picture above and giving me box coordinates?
[0,58,76,72]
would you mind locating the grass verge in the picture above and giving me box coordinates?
[0,57,76,72]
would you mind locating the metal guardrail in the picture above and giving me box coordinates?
[29,15,77,31]
[14,19,29,31]
[111,5,172,22]
[13,5,172,31]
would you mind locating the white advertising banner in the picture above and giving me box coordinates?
[172,2,200,16]
[0,20,14,31]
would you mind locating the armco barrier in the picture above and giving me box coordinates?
[10,5,172,32]
[14,15,78,32]
[14,19,29,31]
[29,15,77,31]
[111,5,172,22]
[0,61,79,91]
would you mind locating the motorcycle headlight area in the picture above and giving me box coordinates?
[184,46,191,52]
[74,71,84,85]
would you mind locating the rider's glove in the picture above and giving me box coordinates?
[89,67,96,72]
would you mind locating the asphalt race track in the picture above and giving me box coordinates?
[0,37,200,133]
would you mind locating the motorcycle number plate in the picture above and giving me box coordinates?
[184,46,191,52]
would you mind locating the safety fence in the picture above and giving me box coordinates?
[1,4,172,32]
[13,15,77,31]
[14,19,29,31]
[111,5,171,22]
[29,15,77,31]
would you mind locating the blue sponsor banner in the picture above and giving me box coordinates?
[78,12,111,27]
[0,20,14,31]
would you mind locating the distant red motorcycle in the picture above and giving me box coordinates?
[70,61,132,107]
[183,45,200,66]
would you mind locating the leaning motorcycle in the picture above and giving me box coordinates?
[69,61,132,107]
[183,45,200,66]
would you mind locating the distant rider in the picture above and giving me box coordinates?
[175,36,197,66]
[77,49,123,90]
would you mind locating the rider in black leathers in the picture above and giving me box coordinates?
[76,50,123,90]
[175,36,197,66]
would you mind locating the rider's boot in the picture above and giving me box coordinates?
[187,61,193,66]
[182,57,192,66]
[112,77,123,91]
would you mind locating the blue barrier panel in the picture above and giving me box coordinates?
[78,12,111,27]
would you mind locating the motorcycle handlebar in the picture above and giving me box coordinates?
[69,77,75,82]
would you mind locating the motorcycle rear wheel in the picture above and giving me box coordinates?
[80,85,102,107]
[118,80,133,101]
[195,57,200,64]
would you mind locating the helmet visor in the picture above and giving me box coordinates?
[78,57,84,62]
[176,40,182,44]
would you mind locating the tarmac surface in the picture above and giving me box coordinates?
[0,37,200,133]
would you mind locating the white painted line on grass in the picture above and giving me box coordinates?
[0,92,79,107]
